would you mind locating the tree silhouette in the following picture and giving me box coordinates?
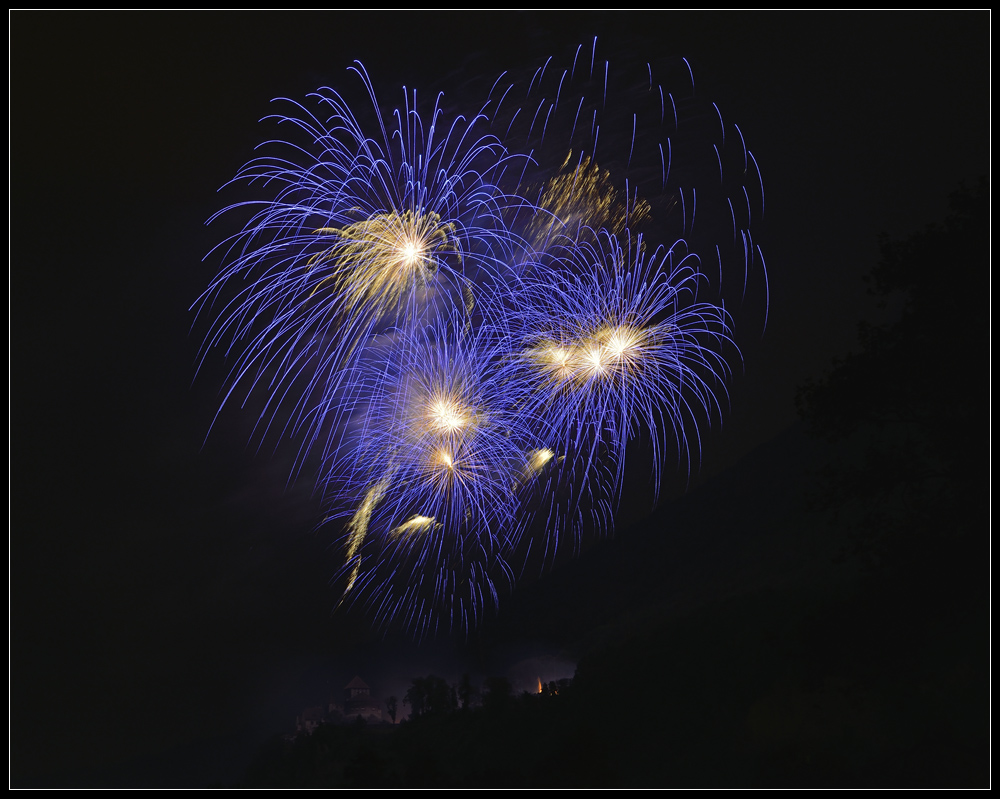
[791,181,989,787]
[457,673,477,710]
[481,676,513,713]
[404,675,456,719]
[403,678,428,719]
[385,695,398,724]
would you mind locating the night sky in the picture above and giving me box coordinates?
[12,11,988,787]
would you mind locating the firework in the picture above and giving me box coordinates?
[499,229,735,568]
[192,64,528,472]
[198,45,767,636]
[326,313,546,636]
[491,39,767,317]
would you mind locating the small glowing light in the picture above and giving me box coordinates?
[544,345,576,381]
[399,239,423,265]
[438,450,454,469]
[427,397,469,433]
[599,325,645,365]
[586,347,606,373]
[607,333,629,358]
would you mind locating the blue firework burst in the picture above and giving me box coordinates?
[192,64,529,474]
[500,229,735,565]
[325,311,547,636]
[197,45,768,637]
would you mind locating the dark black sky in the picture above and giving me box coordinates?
[12,11,988,787]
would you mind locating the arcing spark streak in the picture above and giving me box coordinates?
[197,43,767,637]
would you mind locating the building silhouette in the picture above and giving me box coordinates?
[295,675,384,733]
[342,676,383,723]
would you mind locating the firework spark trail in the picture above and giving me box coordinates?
[491,42,768,317]
[499,229,736,567]
[198,44,767,637]
[514,236,734,474]
[192,65,531,473]
[325,311,550,634]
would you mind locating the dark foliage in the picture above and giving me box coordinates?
[239,673,618,788]
[796,177,988,577]
[404,674,457,719]
[785,178,989,785]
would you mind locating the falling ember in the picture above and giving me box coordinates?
[518,448,556,486]
[528,448,555,472]
[392,514,437,539]
[538,677,543,694]
[338,477,390,607]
